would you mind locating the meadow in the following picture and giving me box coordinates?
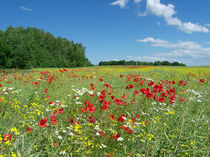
[0,66,209,157]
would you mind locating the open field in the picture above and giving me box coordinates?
[0,66,209,156]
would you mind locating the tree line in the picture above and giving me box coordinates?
[0,26,92,69]
[99,60,186,66]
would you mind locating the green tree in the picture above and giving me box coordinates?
[0,38,12,68]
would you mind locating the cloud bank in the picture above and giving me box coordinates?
[128,37,210,65]
[111,0,209,33]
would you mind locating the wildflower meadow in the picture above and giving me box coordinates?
[0,66,209,156]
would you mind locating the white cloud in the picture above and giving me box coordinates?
[137,37,168,45]
[127,55,165,62]
[111,0,209,33]
[111,0,129,8]
[157,22,160,26]
[205,23,210,27]
[145,0,208,33]
[179,22,209,33]
[134,37,210,65]
[134,0,143,3]
[20,6,32,11]
[138,37,202,50]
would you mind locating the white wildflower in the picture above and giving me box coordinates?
[55,130,59,135]
[58,136,63,140]
[60,150,66,155]
[95,125,100,130]
[117,137,124,141]
[99,144,107,148]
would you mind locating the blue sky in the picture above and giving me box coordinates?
[0,0,210,65]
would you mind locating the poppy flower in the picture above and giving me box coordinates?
[88,116,95,123]
[126,84,134,89]
[199,79,205,83]
[39,118,48,128]
[54,142,59,147]
[58,108,63,114]
[2,133,12,142]
[68,118,74,123]
[98,131,104,136]
[49,101,54,105]
[135,114,140,119]
[148,81,154,86]
[179,96,186,102]
[117,115,126,122]
[44,88,48,94]
[104,83,110,88]
[158,97,165,102]
[50,113,58,124]
[26,127,32,133]
[134,91,139,95]
[108,114,116,120]
[113,134,120,140]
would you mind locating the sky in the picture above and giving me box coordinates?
[0,0,210,66]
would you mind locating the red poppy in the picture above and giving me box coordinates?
[26,127,32,133]
[135,114,140,119]
[134,91,139,95]
[113,134,120,140]
[54,142,59,147]
[54,108,64,114]
[98,131,104,136]
[111,96,115,100]
[88,116,95,123]
[179,96,186,102]
[199,79,205,83]
[39,118,48,128]
[148,81,154,86]
[121,93,128,99]
[44,88,48,94]
[50,113,58,124]
[46,95,51,99]
[2,133,12,142]
[158,97,165,102]
[68,118,74,123]
[161,93,167,97]
[58,108,63,114]
[126,84,134,89]
[121,125,134,134]
[49,101,54,104]
[108,114,116,121]
[117,115,126,122]
[104,83,110,88]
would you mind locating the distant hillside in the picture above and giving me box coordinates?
[0,26,91,69]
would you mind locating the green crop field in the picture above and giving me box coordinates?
[0,66,209,156]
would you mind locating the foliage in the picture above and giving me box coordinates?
[99,60,186,66]
[0,26,91,69]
